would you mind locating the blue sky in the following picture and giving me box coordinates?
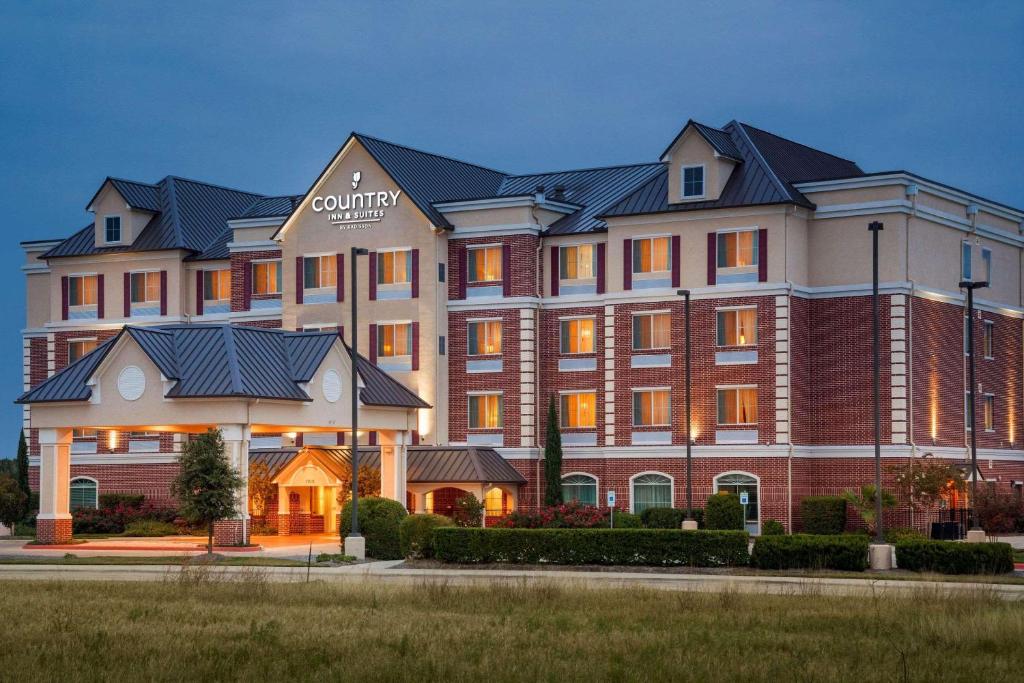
[0,1,1022,447]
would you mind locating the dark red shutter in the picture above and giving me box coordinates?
[758,228,768,282]
[369,431,378,446]
[671,235,681,288]
[294,433,303,447]
[336,431,345,446]
[369,324,378,364]
[60,276,69,320]
[550,246,559,296]
[242,263,252,311]
[412,321,420,371]
[336,253,344,302]
[458,246,468,299]
[412,430,420,446]
[295,256,304,304]
[707,233,717,286]
[123,272,131,317]
[96,274,105,319]
[596,242,606,294]
[623,239,633,291]
[502,244,512,296]
[195,271,204,316]
[159,271,167,316]
[368,251,377,301]
[411,249,420,299]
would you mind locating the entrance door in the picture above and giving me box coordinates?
[714,473,759,535]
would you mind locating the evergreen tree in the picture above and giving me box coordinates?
[16,431,29,500]
[544,395,563,506]
[171,429,243,553]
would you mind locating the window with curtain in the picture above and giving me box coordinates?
[68,339,98,364]
[377,323,412,358]
[631,237,671,274]
[468,394,503,429]
[70,478,98,511]
[130,271,161,304]
[717,387,758,425]
[467,246,503,283]
[377,250,411,285]
[68,275,98,307]
[632,473,672,514]
[633,389,671,426]
[559,244,596,280]
[716,308,757,346]
[983,321,994,358]
[562,474,598,505]
[560,392,596,429]
[203,269,231,301]
[717,230,758,269]
[467,320,502,355]
[560,318,594,354]
[304,254,337,289]
[252,261,282,294]
[983,395,995,431]
[632,312,671,350]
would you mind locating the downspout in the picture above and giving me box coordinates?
[531,199,544,509]
[784,208,793,534]
[964,204,979,457]
[906,185,918,461]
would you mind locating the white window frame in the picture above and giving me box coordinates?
[129,269,161,307]
[376,247,412,288]
[467,391,503,430]
[67,337,99,364]
[559,315,596,355]
[466,318,503,356]
[713,470,761,532]
[983,320,994,359]
[981,246,993,283]
[558,243,598,283]
[202,268,231,303]
[466,244,503,284]
[67,272,99,312]
[961,240,973,281]
[629,471,674,514]
[559,390,598,429]
[632,387,672,427]
[251,259,282,295]
[69,476,99,510]
[716,384,758,426]
[376,320,413,360]
[715,305,758,347]
[631,310,672,351]
[681,164,706,200]
[630,235,672,278]
[715,227,759,275]
[561,472,600,506]
[103,215,122,244]
[983,393,995,432]
[303,252,338,291]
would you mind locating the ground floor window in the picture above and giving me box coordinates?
[631,473,672,514]
[484,488,510,516]
[714,472,759,533]
[562,474,598,505]
[70,477,98,510]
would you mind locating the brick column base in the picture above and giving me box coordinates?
[277,514,291,536]
[212,519,248,546]
[37,518,72,545]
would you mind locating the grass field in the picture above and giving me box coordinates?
[0,576,1020,682]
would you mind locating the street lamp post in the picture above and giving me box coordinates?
[959,278,988,538]
[868,221,884,546]
[345,246,369,560]
[677,289,696,529]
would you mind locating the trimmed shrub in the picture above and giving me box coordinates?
[608,510,642,528]
[496,501,607,529]
[123,520,179,537]
[99,493,145,510]
[72,502,178,534]
[705,493,744,530]
[800,496,847,535]
[750,534,869,571]
[896,540,1014,575]
[399,513,453,558]
[452,492,484,528]
[641,507,705,529]
[884,527,927,544]
[339,497,407,560]
[762,519,785,536]
[434,528,750,567]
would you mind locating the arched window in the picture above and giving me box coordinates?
[70,478,98,510]
[562,474,598,506]
[484,488,506,516]
[631,473,672,514]
[714,472,759,533]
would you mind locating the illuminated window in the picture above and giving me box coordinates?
[203,269,231,301]
[983,321,994,359]
[304,255,337,289]
[130,271,161,304]
[631,237,671,274]
[484,488,506,516]
[467,320,502,356]
[682,165,704,198]
[562,474,598,506]
[377,250,411,285]
[717,308,757,346]
[377,323,412,358]
[717,230,758,269]
[467,246,502,283]
[983,395,995,431]
[633,389,671,427]
[560,318,594,354]
[631,473,672,514]
[104,216,121,243]
[559,244,596,280]
[252,260,282,295]
[68,339,98,364]
[560,391,596,429]
[68,275,98,307]
[717,387,758,425]
[72,428,97,439]
[468,393,503,429]
[70,478,98,510]
[632,312,671,350]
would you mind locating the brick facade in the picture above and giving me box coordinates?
[230,249,282,312]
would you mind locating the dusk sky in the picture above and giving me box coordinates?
[1,1,1022,446]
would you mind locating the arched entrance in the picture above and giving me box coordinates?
[714,472,760,535]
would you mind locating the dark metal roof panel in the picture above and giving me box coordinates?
[109,178,161,212]
[126,328,178,378]
[285,332,337,382]
[16,335,119,403]
[739,123,862,184]
[352,351,431,409]
[236,195,303,219]
[165,326,235,397]
[231,327,309,400]
[691,122,743,161]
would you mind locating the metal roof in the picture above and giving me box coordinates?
[234,195,303,220]
[107,178,161,212]
[349,348,431,408]
[250,445,527,484]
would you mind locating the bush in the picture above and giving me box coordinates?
[496,501,608,529]
[762,519,785,536]
[705,493,744,530]
[99,493,145,510]
[884,527,927,544]
[641,507,705,529]
[123,520,179,537]
[800,496,847,535]
[896,540,1014,574]
[434,528,750,567]
[750,534,869,571]
[339,497,407,560]
[72,501,178,534]
[399,513,453,558]
[974,489,1024,534]
[452,493,484,528]
[608,510,642,528]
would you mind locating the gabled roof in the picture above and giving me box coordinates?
[101,178,162,212]
[17,325,429,409]
[659,120,744,163]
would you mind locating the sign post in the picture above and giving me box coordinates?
[607,489,616,529]
[739,491,749,531]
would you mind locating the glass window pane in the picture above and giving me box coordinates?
[962,242,972,280]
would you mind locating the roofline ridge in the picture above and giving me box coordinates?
[163,174,266,198]
[108,176,161,189]
[220,325,244,394]
[504,160,665,180]
[733,121,861,166]
[352,131,507,176]
[730,122,795,201]
[162,176,184,249]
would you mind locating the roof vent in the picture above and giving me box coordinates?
[534,185,546,203]
[552,185,567,202]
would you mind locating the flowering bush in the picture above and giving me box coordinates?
[493,501,608,529]
[72,501,179,534]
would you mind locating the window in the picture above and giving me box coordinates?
[468,393,503,429]
[104,216,121,243]
[632,312,671,350]
[70,478,98,510]
[562,474,598,506]
[983,321,994,359]
[304,254,337,289]
[68,339,98,364]
[560,318,594,354]
[633,389,671,427]
[252,260,282,295]
[717,230,758,269]
[965,391,973,431]
[484,488,506,516]
[467,320,502,355]
[560,392,596,429]
[717,308,757,346]
[714,473,759,532]
[467,246,502,283]
[631,237,671,274]
[631,473,672,514]
[559,244,596,280]
[68,275,98,307]
[438,335,446,355]
[438,263,446,282]
[376,250,410,285]
[130,271,160,304]
[982,247,992,283]
[983,395,995,431]
[72,428,97,439]
[203,269,231,301]
[961,241,972,281]
[377,322,412,358]
[717,387,758,425]
[682,165,705,198]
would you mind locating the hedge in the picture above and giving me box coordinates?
[800,496,847,535]
[608,511,642,528]
[433,528,750,567]
[399,513,453,558]
[705,493,744,530]
[640,507,704,529]
[895,540,1014,575]
[339,497,407,560]
[750,534,869,571]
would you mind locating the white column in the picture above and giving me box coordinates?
[219,424,250,542]
[38,428,72,522]
[378,429,408,505]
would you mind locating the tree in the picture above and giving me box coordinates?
[16,431,29,512]
[842,484,896,535]
[451,492,484,528]
[170,429,243,554]
[544,395,563,506]
[248,461,276,518]
[888,455,966,513]
[0,475,27,535]
[336,464,381,505]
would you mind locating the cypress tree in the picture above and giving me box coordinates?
[544,395,563,506]
[16,431,29,515]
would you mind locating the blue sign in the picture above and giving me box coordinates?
[739,492,749,505]
[607,490,616,506]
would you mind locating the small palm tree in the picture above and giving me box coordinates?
[842,484,896,535]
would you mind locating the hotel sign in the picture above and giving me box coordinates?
[310,171,402,230]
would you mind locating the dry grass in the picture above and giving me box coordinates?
[0,575,1021,682]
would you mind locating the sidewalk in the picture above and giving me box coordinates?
[0,534,343,561]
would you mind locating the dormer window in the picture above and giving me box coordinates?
[104,216,122,243]
[681,165,705,199]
